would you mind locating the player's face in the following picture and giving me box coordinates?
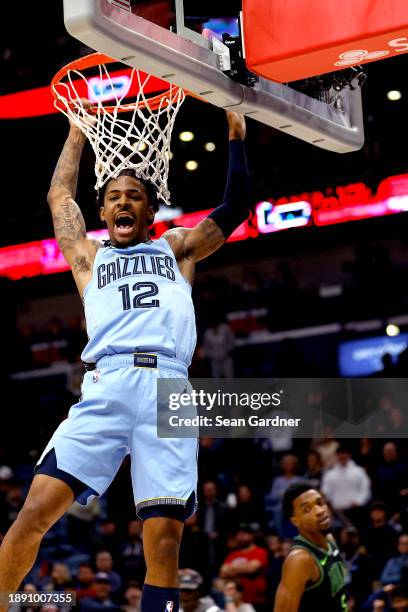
[291,490,331,534]
[100,175,155,247]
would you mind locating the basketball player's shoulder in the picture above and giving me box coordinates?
[283,546,318,581]
[286,546,314,565]
[161,228,189,259]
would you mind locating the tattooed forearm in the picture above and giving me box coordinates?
[72,255,92,274]
[48,129,86,202]
[52,200,87,252]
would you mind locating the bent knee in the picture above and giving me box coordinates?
[17,498,56,535]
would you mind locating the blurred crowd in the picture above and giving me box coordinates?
[0,434,407,611]
[4,242,408,611]
[12,243,408,378]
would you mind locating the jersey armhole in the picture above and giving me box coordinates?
[82,246,104,299]
[158,236,193,291]
[291,545,324,592]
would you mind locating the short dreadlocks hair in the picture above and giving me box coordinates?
[97,169,159,212]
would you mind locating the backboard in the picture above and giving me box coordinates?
[63,0,365,153]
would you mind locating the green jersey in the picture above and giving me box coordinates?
[291,535,348,612]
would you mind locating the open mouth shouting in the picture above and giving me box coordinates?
[114,213,136,237]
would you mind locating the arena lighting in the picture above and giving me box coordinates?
[386,324,400,337]
[132,141,147,152]
[2,172,408,281]
[179,131,195,142]
[204,142,216,152]
[387,89,402,101]
[185,160,199,171]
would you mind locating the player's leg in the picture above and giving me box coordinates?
[141,516,184,610]
[0,365,130,607]
[0,474,74,606]
[131,368,198,611]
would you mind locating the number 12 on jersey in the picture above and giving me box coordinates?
[118,282,160,310]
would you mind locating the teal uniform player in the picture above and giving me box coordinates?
[274,483,348,612]
[289,535,348,612]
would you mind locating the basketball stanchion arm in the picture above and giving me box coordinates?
[63,0,364,153]
[235,76,365,154]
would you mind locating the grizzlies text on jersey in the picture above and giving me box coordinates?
[81,237,197,367]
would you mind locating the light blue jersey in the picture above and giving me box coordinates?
[81,237,197,367]
[37,236,198,513]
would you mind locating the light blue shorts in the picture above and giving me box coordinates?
[36,354,198,518]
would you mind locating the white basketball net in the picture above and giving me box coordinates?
[52,61,185,205]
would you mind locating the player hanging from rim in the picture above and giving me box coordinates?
[0,106,249,612]
[274,482,348,612]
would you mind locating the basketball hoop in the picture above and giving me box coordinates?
[51,53,186,205]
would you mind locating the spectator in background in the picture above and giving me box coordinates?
[228,485,265,533]
[0,482,24,534]
[41,563,72,592]
[74,563,96,601]
[220,524,268,611]
[311,432,339,469]
[14,324,35,370]
[380,533,408,587]
[202,318,235,378]
[91,519,122,565]
[388,586,408,611]
[269,455,303,502]
[339,526,373,608]
[267,454,303,536]
[121,520,145,584]
[375,395,405,436]
[179,568,222,612]
[179,512,211,587]
[198,481,228,542]
[67,499,100,549]
[0,465,14,507]
[223,579,256,611]
[80,572,120,612]
[375,442,408,515]
[355,437,378,479]
[121,581,142,612]
[321,446,371,526]
[265,534,285,604]
[198,438,230,484]
[365,502,399,580]
[95,551,122,596]
[8,583,41,612]
[302,450,323,489]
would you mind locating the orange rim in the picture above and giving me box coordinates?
[51,52,188,113]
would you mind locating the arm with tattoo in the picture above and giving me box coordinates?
[48,125,99,291]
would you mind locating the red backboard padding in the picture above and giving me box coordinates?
[243,0,408,82]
